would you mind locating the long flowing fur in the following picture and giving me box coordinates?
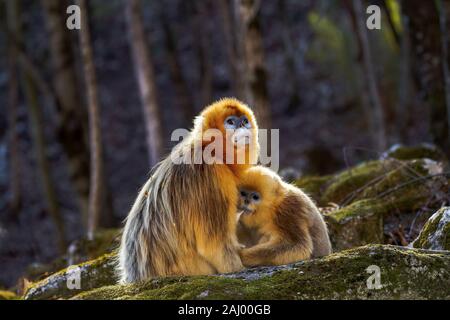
[118,98,258,283]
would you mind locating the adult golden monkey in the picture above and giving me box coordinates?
[118,98,259,283]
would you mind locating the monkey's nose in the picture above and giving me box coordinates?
[244,199,250,205]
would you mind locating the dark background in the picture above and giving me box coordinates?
[0,0,449,288]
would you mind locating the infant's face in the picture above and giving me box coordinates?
[237,188,261,216]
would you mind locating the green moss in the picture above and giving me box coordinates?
[294,175,332,203]
[321,160,399,205]
[382,144,447,163]
[318,158,449,250]
[325,199,384,251]
[413,207,450,250]
[24,252,117,300]
[323,162,448,251]
[0,290,19,300]
[68,228,120,264]
[73,245,450,300]
[23,228,120,283]
[358,159,441,200]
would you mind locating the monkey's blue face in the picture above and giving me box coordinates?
[224,115,252,145]
[224,115,252,130]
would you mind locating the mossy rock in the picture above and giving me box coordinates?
[22,229,120,284]
[24,253,117,300]
[67,228,120,265]
[381,144,447,163]
[320,159,449,250]
[325,199,384,251]
[0,290,19,300]
[72,245,450,300]
[24,257,69,283]
[319,158,447,205]
[294,175,332,203]
[412,207,450,251]
[321,160,400,205]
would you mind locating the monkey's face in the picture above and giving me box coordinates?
[238,166,284,223]
[196,99,259,164]
[224,115,252,146]
[238,188,262,215]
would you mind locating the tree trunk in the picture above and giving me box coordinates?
[402,0,450,156]
[160,8,195,126]
[41,0,90,222]
[219,0,249,101]
[381,0,401,48]
[77,0,104,240]
[277,0,303,115]
[437,0,450,150]
[23,73,67,253]
[351,0,387,151]
[8,0,67,252]
[236,0,271,129]
[6,0,22,217]
[124,0,164,166]
[396,12,412,142]
[188,0,213,107]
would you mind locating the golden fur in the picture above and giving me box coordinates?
[118,98,259,283]
[237,166,332,267]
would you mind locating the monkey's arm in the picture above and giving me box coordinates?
[239,232,313,267]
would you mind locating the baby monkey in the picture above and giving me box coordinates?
[237,166,332,267]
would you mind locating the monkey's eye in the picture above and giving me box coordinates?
[252,193,260,201]
[242,118,249,126]
[226,118,235,125]
[240,190,248,197]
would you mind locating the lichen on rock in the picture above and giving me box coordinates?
[412,207,450,251]
[24,252,117,300]
[0,290,19,300]
[17,147,450,300]
[70,245,450,300]
[380,143,448,164]
[297,157,449,250]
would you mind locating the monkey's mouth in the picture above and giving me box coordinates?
[232,129,251,146]
[238,207,254,215]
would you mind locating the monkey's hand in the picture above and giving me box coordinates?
[239,239,312,268]
[238,244,274,268]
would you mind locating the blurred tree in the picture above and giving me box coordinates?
[125,0,164,166]
[5,0,22,217]
[402,0,450,156]
[396,10,412,141]
[188,0,213,107]
[437,0,450,150]
[160,5,195,126]
[219,0,249,101]
[77,0,104,240]
[7,0,66,252]
[381,0,400,48]
[277,0,303,115]
[41,0,90,222]
[236,0,272,129]
[348,0,387,150]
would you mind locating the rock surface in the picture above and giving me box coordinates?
[413,207,450,251]
[24,253,117,300]
[69,245,450,300]
[16,146,450,300]
[296,157,449,250]
[0,290,18,300]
